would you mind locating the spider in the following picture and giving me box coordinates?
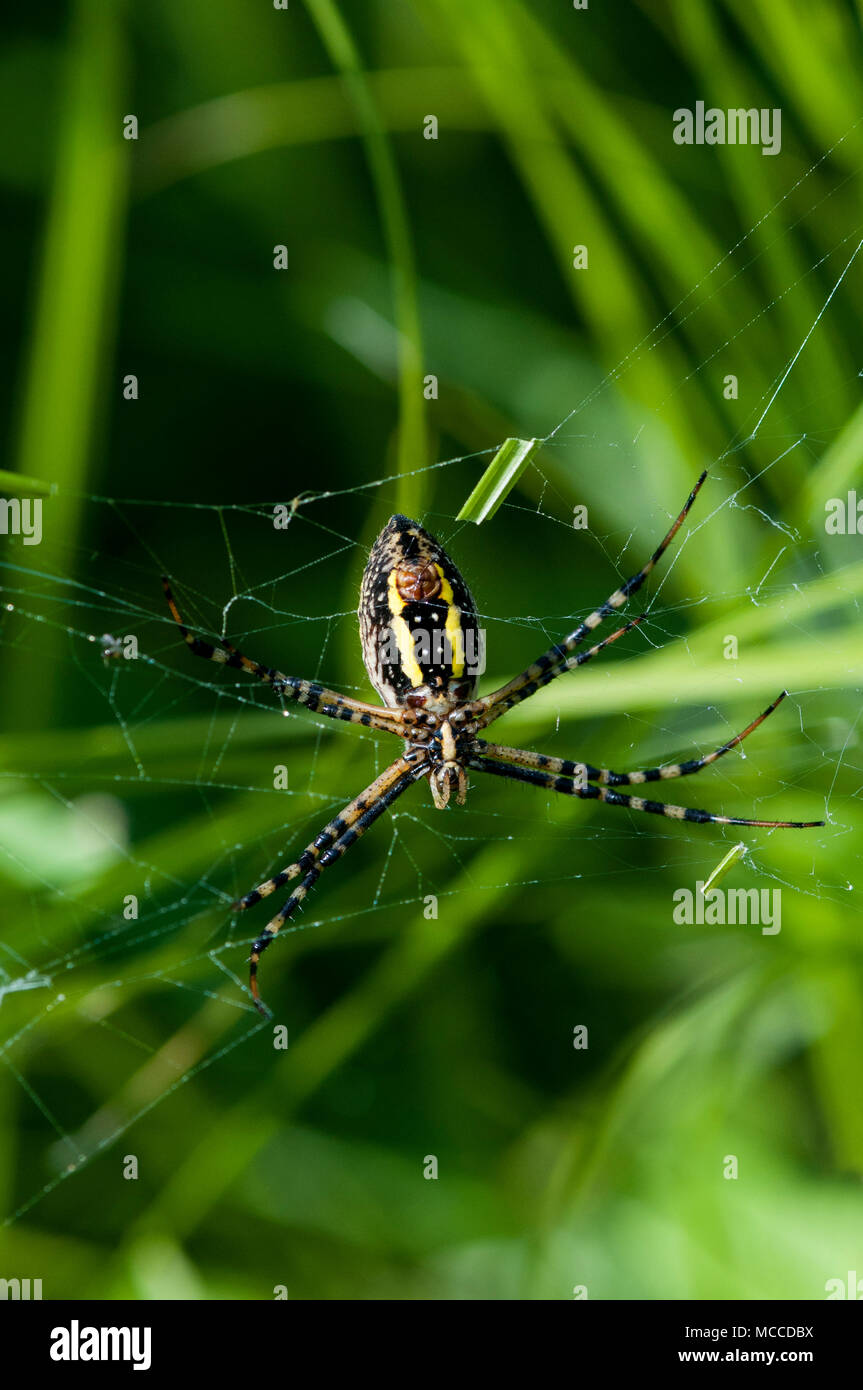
[163,470,823,1015]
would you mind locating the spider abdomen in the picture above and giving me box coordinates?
[358,515,482,714]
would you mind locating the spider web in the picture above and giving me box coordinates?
[1,120,862,1232]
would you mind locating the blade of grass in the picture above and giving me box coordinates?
[432,0,731,598]
[305,0,426,517]
[669,0,850,471]
[0,470,57,498]
[700,842,747,894]
[7,0,129,730]
[502,628,860,728]
[456,437,539,523]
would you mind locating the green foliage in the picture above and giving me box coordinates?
[0,0,861,1300]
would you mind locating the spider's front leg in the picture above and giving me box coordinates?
[458,472,707,732]
[162,577,413,739]
[237,751,428,1014]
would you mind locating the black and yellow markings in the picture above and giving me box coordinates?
[358,514,480,704]
[385,561,466,688]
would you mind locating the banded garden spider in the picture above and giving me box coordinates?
[163,471,823,1014]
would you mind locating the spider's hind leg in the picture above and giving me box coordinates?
[239,752,427,1014]
[467,753,824,830]
[474,691,792,789]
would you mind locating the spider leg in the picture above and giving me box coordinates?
[473,691,792,788]
[453,614,647,740]
[242,752,428,1014]
[162,577,410,738]
[466,754,824,829]
[463,471,706,732]
[564,613,647,672]
[234,753,426,910]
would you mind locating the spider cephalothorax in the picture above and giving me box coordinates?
[164,471,823,1014]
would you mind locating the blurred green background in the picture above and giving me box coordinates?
[1,0,862,1299]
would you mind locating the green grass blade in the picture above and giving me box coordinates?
[306,0,426,517]
[0,470,57,497]
[700,842,747,894]
[456,437,538,523]
[6,0,129,729]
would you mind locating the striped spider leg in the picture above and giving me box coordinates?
[466,691,824,828]
[162,577,415,740]
[455,469,709,734]
[235,752,429,1014]
[162,577,433,1012]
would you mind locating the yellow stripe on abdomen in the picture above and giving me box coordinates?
[386,569,424,687]
[385,564,464,686]
[437,569,464,677]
